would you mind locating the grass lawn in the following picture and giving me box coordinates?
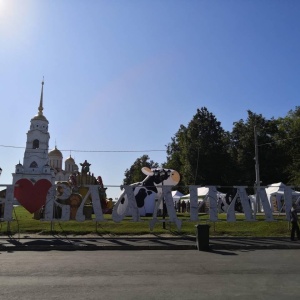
[0,206,292,237]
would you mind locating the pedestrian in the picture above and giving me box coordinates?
[182,200,186,213]
[178,199,181,213]
[289,203,300,241]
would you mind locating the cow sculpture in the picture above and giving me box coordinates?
[112,167,180,222]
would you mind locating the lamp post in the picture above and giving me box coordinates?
[254,126,261,213]
[153,168,171,229]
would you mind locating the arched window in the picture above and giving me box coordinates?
[33,139,39,149]
[30,161,38,168]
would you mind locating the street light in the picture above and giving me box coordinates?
[0,167,2,176]
[153,169,171,229]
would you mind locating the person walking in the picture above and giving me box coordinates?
[290,203,300,241]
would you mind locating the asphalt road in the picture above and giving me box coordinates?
[0,249,299,300]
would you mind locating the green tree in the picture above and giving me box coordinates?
[230,110,288,186]
[277,107,300,186]
[123,155,159,185]
[165,107,233,189]
[164,125,187,173]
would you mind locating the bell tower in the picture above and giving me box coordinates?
[12,80,55,184]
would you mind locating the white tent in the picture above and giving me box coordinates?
[180,187,210,200]
[180,187,227,213]
[172,190,184,203]
[180,187,225,200]
[265,182,300,212]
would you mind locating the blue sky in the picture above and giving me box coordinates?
[0,0,299,200]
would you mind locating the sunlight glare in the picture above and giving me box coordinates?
[0,0,7,15]
[0,0,36,45]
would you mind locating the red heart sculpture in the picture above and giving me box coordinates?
[14,179,52,213]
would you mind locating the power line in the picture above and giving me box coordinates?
[0,144,166,153]
[0,145,24,149]
[62,149,166,153]
[2,136,300,152]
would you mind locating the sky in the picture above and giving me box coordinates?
[0,0,299,200]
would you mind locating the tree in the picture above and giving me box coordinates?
[164,125,187,173]
[277,107,300,186]
[123,155,159,185]
[186,107,233,186]
[165,107,233,189]
[230,110,288,186]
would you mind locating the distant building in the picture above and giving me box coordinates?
[48,146,78,182]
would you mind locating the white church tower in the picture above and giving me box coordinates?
[12,80,55,184]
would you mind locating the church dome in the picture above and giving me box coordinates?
[49,146,63,158]
[15,161,24,174]
[65,156,75,163]
[32,114,48,122]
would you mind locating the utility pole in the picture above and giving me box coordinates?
[254,125,261,213]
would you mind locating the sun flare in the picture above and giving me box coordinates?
[0,0,5,13]
[0,0,36,43]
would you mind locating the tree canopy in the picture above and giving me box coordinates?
[123,106,300,190]
[123,155,159,185]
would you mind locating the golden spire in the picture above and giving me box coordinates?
[38,77,44,116]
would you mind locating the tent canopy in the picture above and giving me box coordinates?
[181,187,209,200]
[180,187,226,201]
[265,182,300,196]
[172,190,184,203]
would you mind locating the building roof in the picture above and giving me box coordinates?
[48,146,63,158]
[65,156,75,163]
[32,114,48,122]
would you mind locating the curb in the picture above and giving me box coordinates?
[0,244,197,251]
[210,244,300,250]
[1,243,300,251]
[1,236,300,251]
